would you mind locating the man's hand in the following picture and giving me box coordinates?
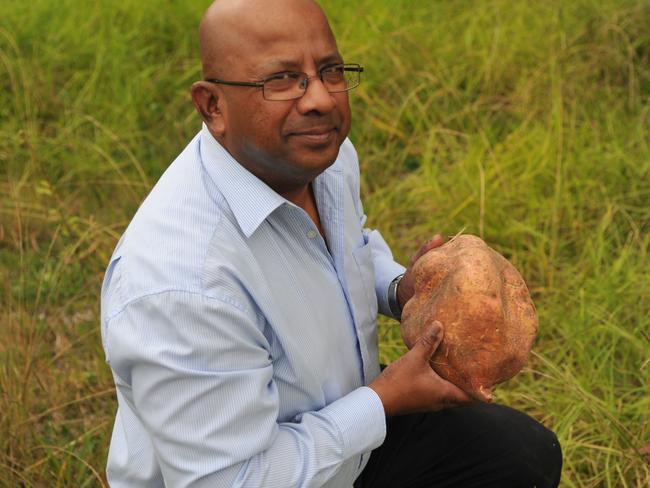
[397,234,445,310]
[369,321,473,417]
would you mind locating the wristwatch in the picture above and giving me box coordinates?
[387,273,405,321]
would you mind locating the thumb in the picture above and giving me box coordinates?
[413,320,444,361]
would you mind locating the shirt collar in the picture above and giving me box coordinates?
[199,124,287,238]
[199,124,345,238]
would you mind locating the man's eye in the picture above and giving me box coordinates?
[323,65,344,73]
[267,72,301,82]
[321,65,346,83]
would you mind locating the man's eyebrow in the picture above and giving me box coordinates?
[257,54,344,74]
[257,59,302,73]
[318,54,345,66]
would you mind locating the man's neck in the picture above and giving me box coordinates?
[281,183,324,236]
[279,184,310,208]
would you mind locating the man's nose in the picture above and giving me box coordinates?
[296,76,336,114]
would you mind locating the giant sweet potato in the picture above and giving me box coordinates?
[400,234,537,402]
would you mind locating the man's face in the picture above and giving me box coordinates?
[207,1,352,192]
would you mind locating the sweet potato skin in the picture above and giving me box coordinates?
[400,235,538,402]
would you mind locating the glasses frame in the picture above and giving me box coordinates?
[205,63,364,101]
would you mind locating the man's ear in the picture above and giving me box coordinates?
[191,81,226,137]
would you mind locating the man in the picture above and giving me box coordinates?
[100,0,562,486]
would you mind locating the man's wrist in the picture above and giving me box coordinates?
[387,273,404,321]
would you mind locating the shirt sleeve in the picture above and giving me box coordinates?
[104,290,386,488]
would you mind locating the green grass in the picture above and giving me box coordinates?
[1,0,648,485]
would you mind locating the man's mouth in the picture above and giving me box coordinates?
[289,127,337,144]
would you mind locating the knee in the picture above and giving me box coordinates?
[510,416,563,487]
[469,404,562,487]
[435,403,563,487]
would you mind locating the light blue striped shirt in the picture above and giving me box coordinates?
[101,124,405,487]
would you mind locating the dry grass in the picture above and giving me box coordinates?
[1,0,648,485]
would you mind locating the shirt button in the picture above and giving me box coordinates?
[306,230,318,239]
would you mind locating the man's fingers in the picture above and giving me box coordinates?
[398,234,446,309]
[410,234,445,265]
[448,385,474,405]
[413,321,444,360]
[432,381,475,411]
[427,233,445,249]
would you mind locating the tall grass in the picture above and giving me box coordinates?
[1,0,648,486]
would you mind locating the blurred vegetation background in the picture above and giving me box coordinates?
[1,0,648,486]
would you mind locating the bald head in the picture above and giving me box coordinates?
[199,0,335,78]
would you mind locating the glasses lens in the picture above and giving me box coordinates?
[321,66,347,89]
[323,65,360,93]
[263,72,306,101]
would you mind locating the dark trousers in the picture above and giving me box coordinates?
[354,403,562,488]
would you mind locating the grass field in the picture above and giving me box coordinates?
[1,0,648,486]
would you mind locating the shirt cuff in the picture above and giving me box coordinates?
[320,386,386,458]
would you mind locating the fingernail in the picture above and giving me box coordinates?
[429,321,442,338]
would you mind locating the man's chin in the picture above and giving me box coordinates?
[300,148,340,173]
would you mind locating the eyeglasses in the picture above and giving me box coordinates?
[205,63,364,101]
